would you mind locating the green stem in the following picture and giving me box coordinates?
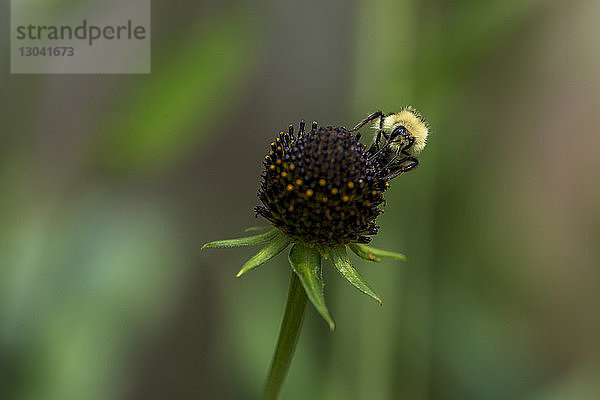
[261,271,308,400]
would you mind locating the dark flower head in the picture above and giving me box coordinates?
[255,123,390,248]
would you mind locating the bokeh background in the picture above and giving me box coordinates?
[2,0,600,399]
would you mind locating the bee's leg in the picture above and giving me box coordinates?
[380,130,391,145]
[369,139,391,161]
[369,131,398,161]
[367,143,379,156]
[383,153,400,169]
[375,129,383,145]
[400,156,419,173]
[350,111,385,132]
[385,156,419,180]
[385,167,400,181]
[384,150,416,169]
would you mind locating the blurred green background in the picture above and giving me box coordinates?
[2,0,600,399]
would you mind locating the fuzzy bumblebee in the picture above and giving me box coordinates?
[351,106,430,180]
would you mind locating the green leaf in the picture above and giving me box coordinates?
[318,247,330,259]
[202,228,278,249]
[349,243,407,262]
[288,243,335,330]
[330,246,382,305]
[235,233,291,277]
[348,244,382,262]
[244,226,274,233]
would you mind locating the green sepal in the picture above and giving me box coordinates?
[348,244,382,262]
[244,226,274,233]
[288,243,335,330]
[349,243,407,262]
[235,232,291,277]
[317,247,330,260]
[330,246,382,305]
[202,227,278,249]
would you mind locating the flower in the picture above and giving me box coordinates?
[255,124,387,247]
[203,120,413,330]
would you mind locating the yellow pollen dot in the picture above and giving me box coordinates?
[319,179,326,187]
[385,182,390,187]
[295,179,303,186]
[342,195,349,202]
[271,142,275,146]
[265,156,269,160]
[286,184,294,191]
[281,171,287,177]
[269,151,274,156]
[276,159,282,164]
[331,188,339,195]
[270,165,276,170]
[277,138,280,142]
[322,196,328,202]
[364,201,371,207]
[277,146,282,151]
[289,164,295,170]
[347,182,355,189]
[306,189,314,197]
[372,190,378,195]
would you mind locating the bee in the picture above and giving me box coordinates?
[350,106,429,180]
